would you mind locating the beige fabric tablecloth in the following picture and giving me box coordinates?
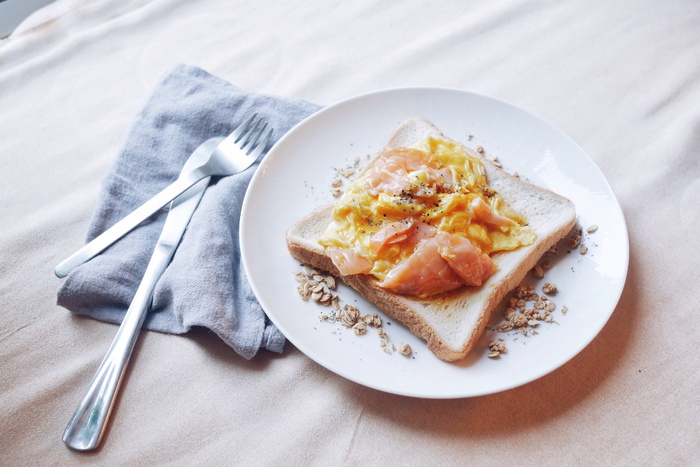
[2,0,698,464]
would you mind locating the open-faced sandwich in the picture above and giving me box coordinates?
[286,118,576,362]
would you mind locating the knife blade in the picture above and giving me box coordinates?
[61,147,211,451]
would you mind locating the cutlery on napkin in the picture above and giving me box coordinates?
[56,64,321,359]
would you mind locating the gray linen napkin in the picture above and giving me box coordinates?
[57,64,321,359]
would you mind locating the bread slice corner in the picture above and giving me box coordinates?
[286,118,576,362]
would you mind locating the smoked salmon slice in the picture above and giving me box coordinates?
[378,230,496,295]
[369,218,417,254]
[364,148,453,196]
[379,237,463,296]
[471,197,515,228]
[434,231,495,286]
[326,247,372,275]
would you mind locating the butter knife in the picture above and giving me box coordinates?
[62,143,212,452]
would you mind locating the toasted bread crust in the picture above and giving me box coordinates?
[286,118,576,362]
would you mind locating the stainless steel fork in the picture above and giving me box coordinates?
[54,114,273,278]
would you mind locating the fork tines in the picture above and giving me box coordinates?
[234,114,273,159]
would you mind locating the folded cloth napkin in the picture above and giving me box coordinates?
[57,64,321,359]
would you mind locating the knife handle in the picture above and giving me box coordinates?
[54,169,205,278]
[62,244,172,451]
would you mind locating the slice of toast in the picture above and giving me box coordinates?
[287,118,576,362]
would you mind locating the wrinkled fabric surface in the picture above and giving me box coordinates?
[1,0,698,465]
[56,64,320,359]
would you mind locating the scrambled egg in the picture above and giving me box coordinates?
[319,137,536,282]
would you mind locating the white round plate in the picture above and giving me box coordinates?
[240,87,628,398]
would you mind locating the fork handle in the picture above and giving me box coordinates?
[62,242,172,451]
[54,169,205,278]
